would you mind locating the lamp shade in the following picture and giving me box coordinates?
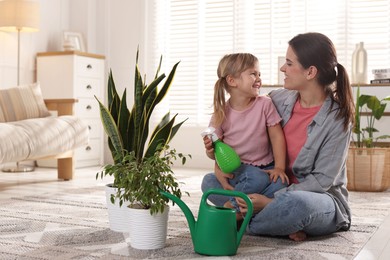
[0,0,40,32]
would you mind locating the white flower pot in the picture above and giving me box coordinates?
[105,184,129,232]
[126,205,169,250]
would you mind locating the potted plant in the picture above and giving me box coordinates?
[347,86,390,191]
[96,48,190,249]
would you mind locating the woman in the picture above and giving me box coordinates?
[201,32,355,241]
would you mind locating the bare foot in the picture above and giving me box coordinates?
[224,201,244,221]
[223,201,234,209]
[256,195,272,210]
[289,231,307,241]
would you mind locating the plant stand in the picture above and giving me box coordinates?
[347,147,390,192]
[105,184,129,232]
[126,205,169,250]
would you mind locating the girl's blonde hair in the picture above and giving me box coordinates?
[213,53,258,126]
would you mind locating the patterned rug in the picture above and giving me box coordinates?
[1,174,390,260]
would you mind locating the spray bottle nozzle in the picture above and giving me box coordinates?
[201,126,215,137]
[201,127,218,142]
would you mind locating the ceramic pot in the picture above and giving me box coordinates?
[126,204,169,250]
[105,184,129,232]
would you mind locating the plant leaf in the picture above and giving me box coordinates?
[133,63,144,162]
[116,90,130,151]
[144,114,178,159]
[95,96,124,161]
[168,117,188,143]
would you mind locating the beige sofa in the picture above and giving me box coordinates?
[0,83,89,180]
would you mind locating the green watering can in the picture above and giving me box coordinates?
[161,188,253,256]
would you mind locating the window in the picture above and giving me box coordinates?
[146,0,390,127]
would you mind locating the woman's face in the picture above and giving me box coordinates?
[280,46,309,90]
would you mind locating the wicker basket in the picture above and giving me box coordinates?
[347,147,390,192]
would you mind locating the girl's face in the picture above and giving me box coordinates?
[232,61,261,98]
[280,46,309,90]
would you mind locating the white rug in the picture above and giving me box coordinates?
[0,174,390,259]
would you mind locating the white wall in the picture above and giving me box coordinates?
[0,0,213,171]
[96,0,212,170]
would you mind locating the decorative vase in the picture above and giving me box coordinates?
[105,184,129,232]
[347,147,390,192]
[351,42,367,84]
[126,205,169,250]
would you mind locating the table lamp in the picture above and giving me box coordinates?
[0,0,40,85]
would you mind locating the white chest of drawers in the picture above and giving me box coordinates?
[37,51,105,167]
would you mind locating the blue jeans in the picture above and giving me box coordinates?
[201,164,287,207]
[247,191,340,237]
[201,172,341,237]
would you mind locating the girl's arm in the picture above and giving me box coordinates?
[203,136,234,189]
[267,123,289,184]
[214,162,234,190]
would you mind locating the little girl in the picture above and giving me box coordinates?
[202,53,289,210]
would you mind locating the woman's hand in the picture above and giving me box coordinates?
[215,164,234,190]
[236,193,273,214]
[264,167,289,185]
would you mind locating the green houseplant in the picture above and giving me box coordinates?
[352,87,390,147]
[347,87,390,191]
[95,49,190,248]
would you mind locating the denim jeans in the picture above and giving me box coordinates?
[247,190,340,237]
[201,172,341,237]
[201,163,287,207]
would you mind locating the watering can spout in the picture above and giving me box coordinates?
[160,191,196,239]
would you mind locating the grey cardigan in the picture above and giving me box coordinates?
[270,88,351,230]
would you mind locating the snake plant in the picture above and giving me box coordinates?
[95,48,190,214]
[96,49,186,164]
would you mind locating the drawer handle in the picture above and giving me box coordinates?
[88,125,92,130]
[85,146,92,151]
[86,84,92,90]
[86,105,92,110]
[86,64,92,69]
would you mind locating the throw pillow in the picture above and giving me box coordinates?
[0,82,51,122]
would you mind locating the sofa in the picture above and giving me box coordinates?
[0,83,89,180]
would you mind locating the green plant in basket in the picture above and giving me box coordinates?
[95,48,191,214]
[353,86,390,148]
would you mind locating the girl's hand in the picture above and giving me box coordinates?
[264,167,289,185]
[215,165,234,190]
[236,193,272,214]
[203,136,215,159]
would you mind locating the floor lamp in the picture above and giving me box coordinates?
[0,0,40,172]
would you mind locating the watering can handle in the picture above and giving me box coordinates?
[202,189,253,246]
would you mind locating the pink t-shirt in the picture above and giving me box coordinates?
[211,95,282,166]
[283,99,321,183]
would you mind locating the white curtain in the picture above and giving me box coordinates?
[146,0,390,126]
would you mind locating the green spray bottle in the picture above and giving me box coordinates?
[201,127,241,173]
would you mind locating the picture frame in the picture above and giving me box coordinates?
[63,31,86,52]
